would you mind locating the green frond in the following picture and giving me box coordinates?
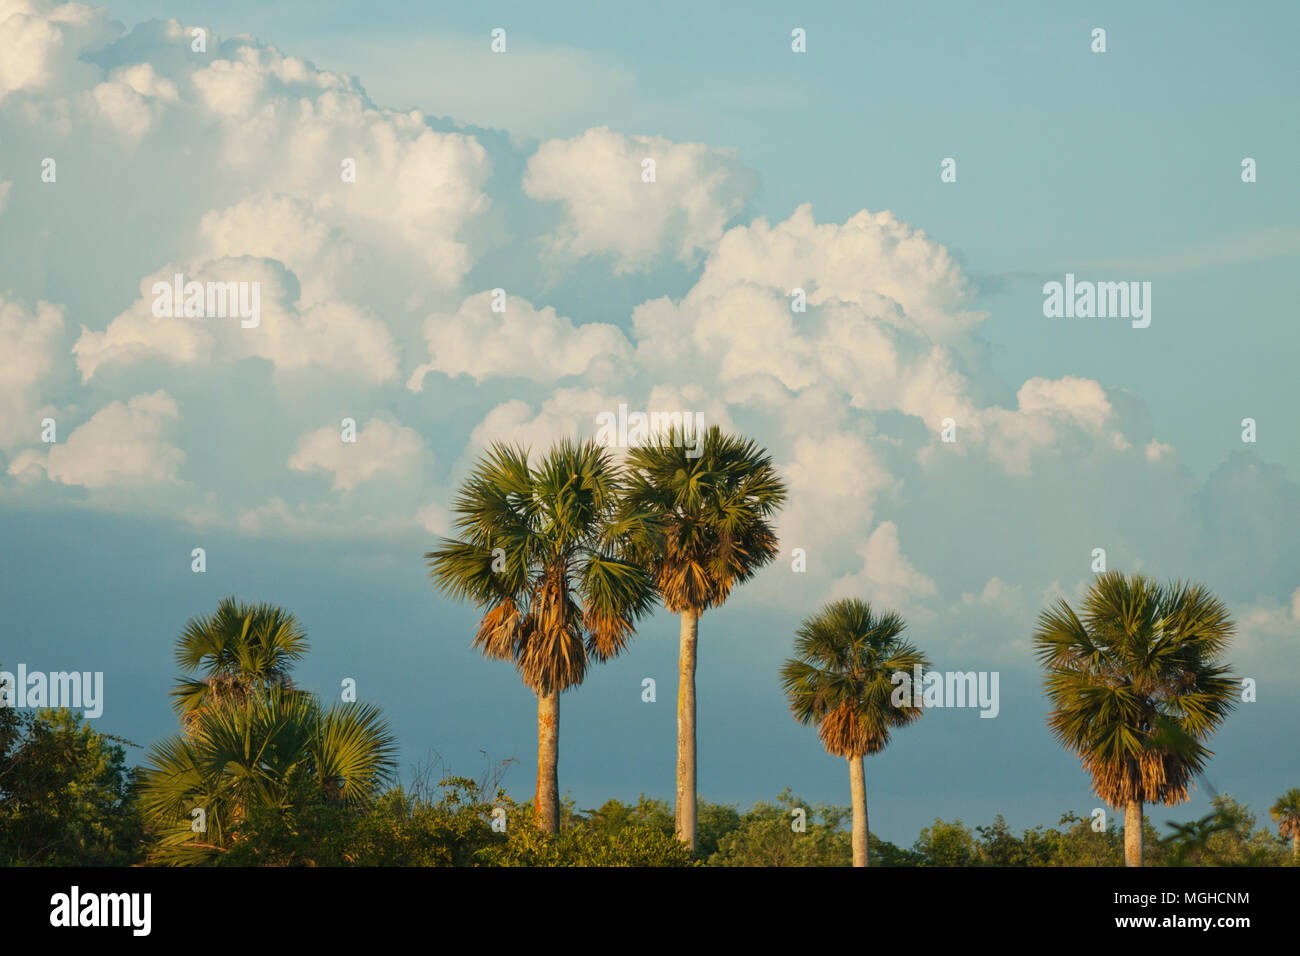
[782,598,931,758]
[1032,571,1237,807]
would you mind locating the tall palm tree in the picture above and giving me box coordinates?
[1033,572,1237,867]
[1270,788,1300,860]
[618,426,787,851]
[780,599,929,866]
[139,688,396,864]
[170,597,307,723]
[426,440,654,833]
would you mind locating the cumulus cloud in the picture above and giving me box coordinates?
[630,205,986,426]
[197,194,358,308]
[7,390,184,487]
[2,7,493,286]
[1232,596,1300,684]
[0,0,1291,688]
[73,258,400,384]
[288,417,424,491]
[416,501,450,536]
[183,40,493,284]
[831,521,938,609]
[778,431,895,558]
[467,387,624,457]
[0,294,64,449]
[407,291,630,388]
[0,0,119,103]
[524,126,756,271]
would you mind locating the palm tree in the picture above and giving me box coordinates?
[1033,572,1237,867]
[426,440,655,833]
[170,597,307,724]
[139,687,396,864]
[618,426,787,851]
[780,599,929,866]
[1270,788,1300,860]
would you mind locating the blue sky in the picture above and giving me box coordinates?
[1,0,1297,842]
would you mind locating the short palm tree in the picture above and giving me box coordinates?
[1270,788,1300,859]
[426,440,655,832]
[618,426,786,851]
[139,687,396,864]
[1033,572,1237,867]
[170,597,307,724]
[781,599,929,866]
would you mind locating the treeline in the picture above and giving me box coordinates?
[4,430,1298,867]
[1,707,1295,866]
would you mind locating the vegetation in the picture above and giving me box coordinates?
[426,441,655,832]
[136,602,397,864]
[781,599,929,866]
[2,430,1286,869]
[617,426,786,851]
[1269,788,1300,860]
[0,702,142,866]
[1032,572,1238,866]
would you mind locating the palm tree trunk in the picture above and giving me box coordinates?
[536,689,560,833]
[1292,832,1298,860]
[1124,799,1143,867]
[675,608,699,852]
[849,755,869,867]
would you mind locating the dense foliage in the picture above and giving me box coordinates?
[0,706,142,866]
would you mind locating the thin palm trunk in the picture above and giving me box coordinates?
[1124,799,1143,867]
[536,689,560,833]
[1292,832,1298,859]
[675,608,699,851]
[849,755,869,867]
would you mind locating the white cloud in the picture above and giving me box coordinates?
[0,0,119,102]
[198,194,357,308]
[468,387,624,457]
[1145,439,1174,462]
[0,294,64,449]
[416,501,449,536]
[288,417,424,491]
[961,577,1024,613]
[831,521,938,609]
[407,291,630,388]
[630,205,985,428]
[524,126,756,271]
[778,431,895,552]
[1233,597,1300,684]
[73,258,400,384]
[7,390,184,487]
[185,39,493,284]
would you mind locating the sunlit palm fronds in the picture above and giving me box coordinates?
[1270,788,1300,841]
[426,439,655,695]
[781,599,930,757]
[1033,571,1237,807]
[138,688,396,865]
[170,597,307,721]
[618,426,787,614]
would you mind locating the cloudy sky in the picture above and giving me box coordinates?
[1,0,1297,841]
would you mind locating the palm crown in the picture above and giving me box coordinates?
[427,440,655,695]
[617,425,786,613]
[1033,572,1237,807]
[1271,788,1300,840]
[140,688,396,865]
[781,599,930,757]
[170,597,307,720]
